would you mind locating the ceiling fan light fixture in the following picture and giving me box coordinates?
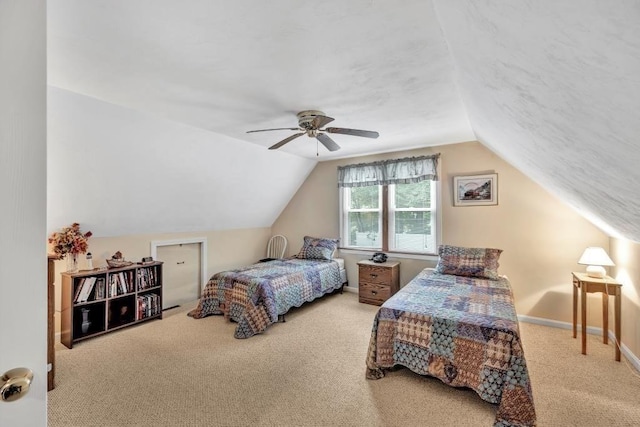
[248,110,379,152]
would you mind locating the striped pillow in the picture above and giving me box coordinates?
[434,245,502,280]
[296,236,339,261]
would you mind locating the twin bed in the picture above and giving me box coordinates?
[188,236,345,338]
[366,246,536,427]
[189,241,535,426]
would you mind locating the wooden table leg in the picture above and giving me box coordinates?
[572,279,578,339]
[615,288,621,362]
[602,292,609,344]
[581,283,587,355]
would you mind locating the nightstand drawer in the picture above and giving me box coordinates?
[359,265,391,285]
[359,282,390,304]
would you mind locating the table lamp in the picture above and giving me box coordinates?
[578,247,615,278]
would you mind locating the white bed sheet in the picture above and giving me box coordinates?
[334,257,347,284]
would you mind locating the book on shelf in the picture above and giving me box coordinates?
[108,272,128,297]
[94,277,105,300]
[84,277,97,302]
[136,293,160,319]
[119,272,127,294]
[73,278,85,302]
[108,274,114,297]
[150,267,156,286]
[137,266,158,290]
[76,276,97,303]
[109,273,120,297]
[138,268,146,290]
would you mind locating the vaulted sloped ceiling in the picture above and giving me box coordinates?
[47,87,317,237]
[433,0,640,242]
[48,1,640,242]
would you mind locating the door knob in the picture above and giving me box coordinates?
[1,368,33,402]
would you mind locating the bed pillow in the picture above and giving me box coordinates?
[434,245,502,280]
[295,236,339,261]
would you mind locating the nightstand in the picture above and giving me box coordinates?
[572,272,622,361]
[358,260,400,306]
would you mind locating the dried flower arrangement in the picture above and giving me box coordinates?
[48,223,92,257]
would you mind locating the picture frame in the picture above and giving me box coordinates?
[453,173,498,206]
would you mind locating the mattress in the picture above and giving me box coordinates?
[334,257,347,284]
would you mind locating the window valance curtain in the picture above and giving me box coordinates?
[337,154,440,188]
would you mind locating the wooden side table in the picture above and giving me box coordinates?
[357,260,400,306]
[572,271,622,361]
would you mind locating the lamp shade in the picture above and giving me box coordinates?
[578,247,615,267]
[578,247,614,278]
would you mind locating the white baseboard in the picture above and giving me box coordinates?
[518,314,640,372]
[343,285,358,294]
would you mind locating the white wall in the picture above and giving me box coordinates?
[47,87,317,237]
[610,238,640,362]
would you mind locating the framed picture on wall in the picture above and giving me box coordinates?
[453,173,498,206]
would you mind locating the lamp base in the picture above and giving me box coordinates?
[586,265,606,278]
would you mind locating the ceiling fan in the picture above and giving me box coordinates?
[247,110,379,152]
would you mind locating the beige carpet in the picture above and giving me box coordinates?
[48,292,640,426]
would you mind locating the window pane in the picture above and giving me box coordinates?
[349,186,379,209]
[347,212,381,247]
[393,211,433,251]
[395,180,430,209]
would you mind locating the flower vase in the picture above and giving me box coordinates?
[80,308,91,334]
[66,254,78,272]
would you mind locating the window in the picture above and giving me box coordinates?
[390,180,436,253]
[341,180,437,254]
[338,155,439,255]
[343,185,382,248]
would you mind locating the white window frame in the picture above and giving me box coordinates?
[388,180,438,254]
[339,180,440,256]
[340,185,383,250]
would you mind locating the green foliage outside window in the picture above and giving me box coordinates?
[394,211,431,235]
[395,180,430,209]
[349,186,379,209]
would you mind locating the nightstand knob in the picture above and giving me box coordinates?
[372,291,377,295]
[370,274,378,278]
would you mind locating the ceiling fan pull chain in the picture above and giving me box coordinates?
[316,138,319,156]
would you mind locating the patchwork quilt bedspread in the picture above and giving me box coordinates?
[188,258,342,338]
[366,269,536,427]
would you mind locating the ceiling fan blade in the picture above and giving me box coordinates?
[316,133,341,152]
[325,127,379,138]
[247,127,300,133]
[268,132,304,150]
[311,115,335,129]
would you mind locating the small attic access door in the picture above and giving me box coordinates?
[151,238,207,310]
